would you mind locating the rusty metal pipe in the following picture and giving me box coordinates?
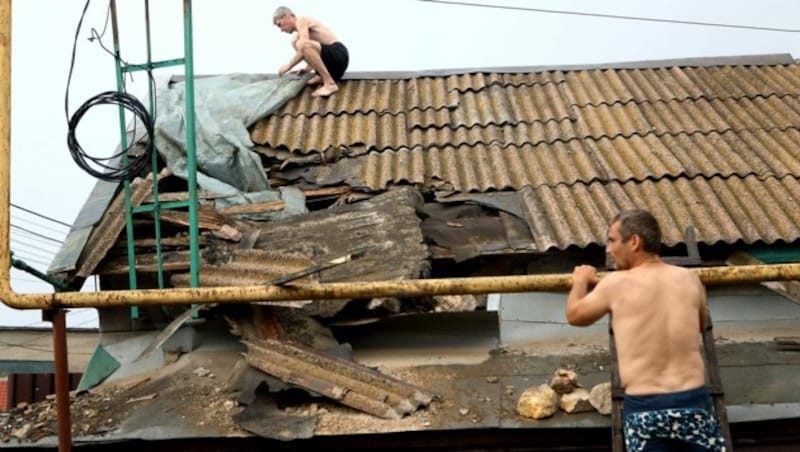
[49,309,72,452]
[0,263,799,310]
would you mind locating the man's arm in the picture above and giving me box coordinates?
[278,33,304,76]
[566,265,611,326]
[279,16,314,76]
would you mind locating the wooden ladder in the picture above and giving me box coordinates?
[608,227,733,451]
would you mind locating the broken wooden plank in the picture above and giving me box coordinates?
[216,200,285,216]
[117,235,209,249]
[75,168,170,279]
[156,205,228,230]
[96,250,197,275]
[303,186,351,198]
[143,191,234,203]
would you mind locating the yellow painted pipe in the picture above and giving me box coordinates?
[0,263,800,310]
[2,3,800,311]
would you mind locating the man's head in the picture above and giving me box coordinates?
[606,209,662,269]
[273,6,296,32]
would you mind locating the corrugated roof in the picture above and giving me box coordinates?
[251,59,800,249]
[252,72,800,154]
[518,175,800,249]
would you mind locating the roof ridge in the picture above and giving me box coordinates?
[340,53,796,80]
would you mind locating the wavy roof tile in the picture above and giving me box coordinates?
[249,56,800,249]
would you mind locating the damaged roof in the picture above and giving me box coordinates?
[252,53,800,249]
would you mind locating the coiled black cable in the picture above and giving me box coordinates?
[66,90,154,183]
[65,1,154,183]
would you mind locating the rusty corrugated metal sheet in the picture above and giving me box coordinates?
[517,175,800,250]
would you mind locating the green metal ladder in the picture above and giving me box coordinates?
[109,0,200,319]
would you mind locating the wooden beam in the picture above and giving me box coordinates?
[142,191,233,203]
[216,200,285,215]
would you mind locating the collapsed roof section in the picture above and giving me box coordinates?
[49,54,800,295]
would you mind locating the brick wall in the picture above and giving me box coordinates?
[0,378,7,411]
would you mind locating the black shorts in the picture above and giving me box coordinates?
[320,42,349,82]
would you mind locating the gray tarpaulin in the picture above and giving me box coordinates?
[154,74,307,210]
[48,75,308,275]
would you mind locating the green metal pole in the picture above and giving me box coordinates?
[9,253,72,292]
[144,0,166,290]
[109,0,139,320]
[183,0,200,288]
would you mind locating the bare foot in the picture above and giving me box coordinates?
[312,84,339,98]
[306,75,322,86]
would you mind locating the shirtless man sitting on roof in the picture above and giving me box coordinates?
[273,6,349,98]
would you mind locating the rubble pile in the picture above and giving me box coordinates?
[516,368,611,419]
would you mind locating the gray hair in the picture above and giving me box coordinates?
[273,6,294,23]
[612,209,662,254]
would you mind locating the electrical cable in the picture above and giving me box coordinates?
[11,215,69,237]
[67,90,153,182]
[64,0,154,183]
[10,234,62,251]
[417,0,800,33]
[10,240,60,257]
[10,224,63,244]
[10,203,71,227]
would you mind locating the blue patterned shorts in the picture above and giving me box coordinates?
[623,386,726,451]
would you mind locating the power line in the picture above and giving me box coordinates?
[10,203,71,227]
[10,239,60,257]
[9,245,54,263]
[10,232,63,250]
[417,0,800,33]
[11,215,70,236]
[10,223,64,244]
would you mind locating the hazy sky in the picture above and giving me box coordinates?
[5,0,800,327]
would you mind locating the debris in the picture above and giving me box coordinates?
[550,368,581,394]
[589,382,612,416]
[459,408,470,416]
[559,388,594,414]
[486,376,499,384]
[126,393,158,404]
[193,367,212,378]
[516,384,558,420]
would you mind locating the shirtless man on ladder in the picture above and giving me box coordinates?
[566,209,726,451]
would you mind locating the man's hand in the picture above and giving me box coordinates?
[278,64,293,76]
[572,265,599,287]
[293,65,311,75]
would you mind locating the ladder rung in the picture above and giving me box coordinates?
[133,200,192,214]
[123,58,187,73]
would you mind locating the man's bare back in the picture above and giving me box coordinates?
[602,263,706,394]
[566,211,710,395]
[294,16,339,46]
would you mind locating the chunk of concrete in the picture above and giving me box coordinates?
[516,384,558,419]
